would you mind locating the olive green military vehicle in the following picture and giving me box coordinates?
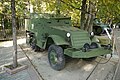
[26,13,112,71]
[93,18,111,35]
[93,18,112,46]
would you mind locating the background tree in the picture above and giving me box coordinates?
[96,0,120,24]
[0,0,120,32]
[11,0,18,68]
[80,0,87,30]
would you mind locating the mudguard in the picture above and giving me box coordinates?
[48,35,69,45]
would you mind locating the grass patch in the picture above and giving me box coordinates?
[4,64,22,70]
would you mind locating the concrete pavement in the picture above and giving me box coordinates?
[0,38,118,80]
[0,45,40,80]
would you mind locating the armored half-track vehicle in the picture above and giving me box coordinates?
[93,18,111,35]
[26,13,112,70]
[93,18,112,46]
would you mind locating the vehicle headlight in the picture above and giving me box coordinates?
[90,32,94,36]
[67,33,71,37]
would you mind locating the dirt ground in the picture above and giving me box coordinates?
[24,45,117,80]
[0,40,40,80]
[0,38,119,80]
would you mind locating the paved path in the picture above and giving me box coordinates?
[23,44,116,80]
[0,39,40,80]
[0,38,118,80]
[113,29,120,80]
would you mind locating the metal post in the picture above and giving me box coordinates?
[11,0,18,68]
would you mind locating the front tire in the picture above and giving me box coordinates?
[48,45,65,71]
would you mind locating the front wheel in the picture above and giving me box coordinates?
[48,45,65,71]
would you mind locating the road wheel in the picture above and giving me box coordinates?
[30,37,36,50]
[48,45,65,71]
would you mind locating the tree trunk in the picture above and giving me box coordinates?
[84,14,91,31]
[11,0,18,68]
[56,0,61,16]
[1,0,6,38]
[2,16,6,38]
[84,1,92,31]
[80,0,87,30]
[88,2,95,32]
[84,1,95,32]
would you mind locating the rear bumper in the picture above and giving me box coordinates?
[64,48,112,58]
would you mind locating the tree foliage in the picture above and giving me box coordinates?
[96,0,120,23]
[29,0,120,26]
[0,0,120,29]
